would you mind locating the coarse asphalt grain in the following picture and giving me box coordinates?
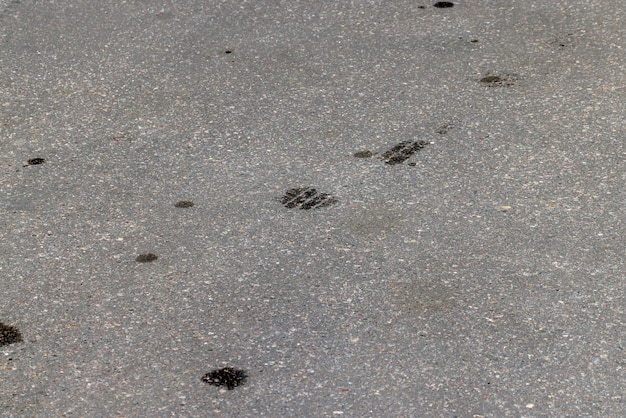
[1,0,625,416]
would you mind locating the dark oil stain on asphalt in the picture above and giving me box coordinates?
[202,367,248,390]
[0,323,23,347]
[480,73,518,87]
[381,141,428,165]
[136,253,158,262]
[174,200,194,208]
[354,150,373,158]
[433,2,454,8]
[281,187,338,210]
[26,158,45,166]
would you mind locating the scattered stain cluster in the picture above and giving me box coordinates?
[480,73,518,87]
[136,253,158,262]
[280,187,338,210]
[0,323,23,347]
[202,367,248,390]
[174,200,194,208]
[381,141,428,165]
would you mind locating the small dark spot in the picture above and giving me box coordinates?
[202,367,247,390]
[174,200,194,208]
[480,75,502,83]
[418,5,426,8]
[408,162,417,166]
[27,158,45,165]
[136,253,158,262]
[354,150,373,158]
[436,124,452,134]
[480,73,517,87]
[0,323,23,347]
[470,39,479,43]
[433,2,454,8]
[280,187,337,210]
[224,50,233,54]
[381,141,428,165]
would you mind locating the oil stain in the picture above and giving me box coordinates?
[280,187,337,210]
[25,158,45,166]
[136,253,158,262]
[480,73,518,87]
[0,323,23,347]
[354,150,373,158]
[433,2,454,8]
[202,367,248,390]
[174,200,194,208]
[381,141,428,165]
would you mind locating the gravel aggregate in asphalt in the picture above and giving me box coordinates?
[1,0,624,416]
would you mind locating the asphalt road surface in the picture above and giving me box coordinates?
[1,1,624,416]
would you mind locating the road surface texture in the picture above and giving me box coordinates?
[1,0,624,416]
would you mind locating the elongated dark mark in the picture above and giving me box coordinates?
[136,253,158,262]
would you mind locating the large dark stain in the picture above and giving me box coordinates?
[0,323,23,347]
[381,141,428,165]
[433,1,454,8]
[202,367,248,390]
[136,253,158,262]
[280,187,338,210]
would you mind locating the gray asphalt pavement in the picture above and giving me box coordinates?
[1,0,624,416]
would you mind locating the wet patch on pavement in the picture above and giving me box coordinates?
[202,367,248,390]
[280,187,338,210]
